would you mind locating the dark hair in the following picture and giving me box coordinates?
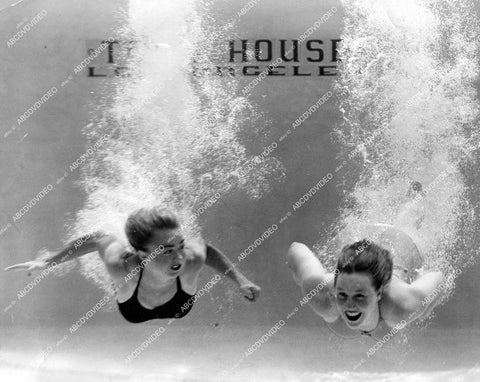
[125,207,179,251]
[334,239,393,291]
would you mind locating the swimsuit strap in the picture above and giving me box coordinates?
[135,269,185,298]
[176,275,181,291]
[132,266,144,297]
[134,268,186,300]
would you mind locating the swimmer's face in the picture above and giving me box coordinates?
[335,272,381,329]
[142,229,186,277]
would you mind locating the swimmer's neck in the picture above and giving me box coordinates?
[357,304,381,333]
[141,261,178,284]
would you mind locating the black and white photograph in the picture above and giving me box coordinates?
[1,0,480,381]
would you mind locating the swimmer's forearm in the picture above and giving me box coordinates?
[411,271,444,293]
[44,232,103,265]
[205,244,248,285]
[288,242,331,286]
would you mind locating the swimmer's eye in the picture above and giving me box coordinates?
[164,249,174,255]
[354,294,366,301]
[337,292,347,301]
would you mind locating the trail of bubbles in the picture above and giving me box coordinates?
[63,0,284,295]
[318,0,480,300]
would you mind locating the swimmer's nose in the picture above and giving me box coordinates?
[173,252,184,262]
[345,300,357,309]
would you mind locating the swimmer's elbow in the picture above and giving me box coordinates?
[434,271,445,283]
[288,242,308,255]
[289,241,304,248]
[411,270,445,292]
[428,271,447,300]
[420,271,445,295]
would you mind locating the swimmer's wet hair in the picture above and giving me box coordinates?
[334,239,393,291]
[125,206,179,251]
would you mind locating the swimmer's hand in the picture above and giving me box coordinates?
[239,281,260,302]
[4,259,50,275]
[4,248,57,275]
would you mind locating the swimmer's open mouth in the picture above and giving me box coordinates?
[345,311,362,322]
[170,264,182,271]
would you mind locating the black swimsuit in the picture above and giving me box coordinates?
[118,267,195,323]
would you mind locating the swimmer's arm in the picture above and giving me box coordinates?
[287,242,333,290]
[287,242,338,321]
[205,244,248,284]
[205,244,260,301]
[5,231,124,272]
[402,271,445,321]
[41,231,121,266]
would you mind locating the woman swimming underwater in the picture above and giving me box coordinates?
[4,206,260,323]
[286,225,446,337]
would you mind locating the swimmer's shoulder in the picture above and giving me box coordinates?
[94,232,139,274]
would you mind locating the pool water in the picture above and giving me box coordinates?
[1,325,479,381]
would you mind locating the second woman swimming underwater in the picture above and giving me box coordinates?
[5,206,261,323]
[286,227,446,337]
